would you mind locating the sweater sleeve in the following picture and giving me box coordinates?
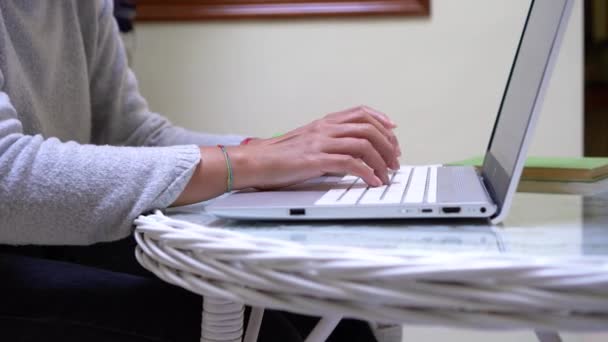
[0,88,201,245]
[0,1,212,246]
[89,0,244,148]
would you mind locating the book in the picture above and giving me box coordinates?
[516,177,608,195]
[448,156,608,182]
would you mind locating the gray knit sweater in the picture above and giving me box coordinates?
[0,1,243,245]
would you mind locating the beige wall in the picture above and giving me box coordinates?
[132,0,583,164]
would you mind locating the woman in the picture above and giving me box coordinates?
[0,1,400,341]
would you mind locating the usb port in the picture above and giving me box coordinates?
[421,209,433,213]
[442,207,461,214]
[289,208,306,216]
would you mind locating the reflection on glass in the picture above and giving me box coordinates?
[169,192,608,258]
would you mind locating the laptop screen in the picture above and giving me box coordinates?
[481,0,572,213]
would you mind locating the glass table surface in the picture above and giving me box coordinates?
[138,191,608,337]
[166,192,608,258]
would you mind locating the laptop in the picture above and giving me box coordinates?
[207,0,574,224]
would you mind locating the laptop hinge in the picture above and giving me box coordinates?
[479,175,500,219]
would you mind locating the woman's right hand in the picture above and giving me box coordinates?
[231,106,401,190]
[173,106,401,206]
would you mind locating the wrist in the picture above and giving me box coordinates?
[172,146,226,206]
[172,145,260,206]
[225,145,260,190]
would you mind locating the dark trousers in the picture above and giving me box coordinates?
[0,237,377,342]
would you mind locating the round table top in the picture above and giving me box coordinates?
[166,191,608,259]
[135,190,608,333]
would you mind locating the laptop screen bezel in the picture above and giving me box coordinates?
[480,0,573,223]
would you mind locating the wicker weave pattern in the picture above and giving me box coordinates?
[134,210,608,337]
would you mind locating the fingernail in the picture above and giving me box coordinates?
[374,177,383,187]
[392,160,400,170]
[388,159,397,170]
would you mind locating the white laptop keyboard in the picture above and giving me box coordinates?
[315,166,438,206]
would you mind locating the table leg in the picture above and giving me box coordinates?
[201,297,245,342]
[535,331,562,342]
[304,316,342,342]
[243,307,265,342]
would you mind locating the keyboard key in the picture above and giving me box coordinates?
[380,168,411,204]
[315,176,358,205]
[382,183,407,204]
[338,179,367,205]
[393,167,412,184]
[314,165,439,206]
[359,185,389,204]
[404,167,428,203]
[315,189,348,205]
[427,166,438,203]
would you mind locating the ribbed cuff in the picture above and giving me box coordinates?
[150,145,201,209]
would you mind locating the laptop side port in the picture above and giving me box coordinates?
[289,208,306,216]
[442,207,462,214]
[421,209,433,213]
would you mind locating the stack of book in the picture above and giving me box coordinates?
[449,156,608,195]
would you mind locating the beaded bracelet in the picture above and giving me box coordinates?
[217,145,233,192]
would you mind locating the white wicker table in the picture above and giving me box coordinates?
[134,192,608,342]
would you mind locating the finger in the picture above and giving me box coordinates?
[355,107,401,155]
[342,105,396,129]
[360,105,397,129]
[331,110,400,160]
[357,108,402,158]
[329,123,399,170]
[324,137,390,184]
[319,154,382,187]
[385,131,401,158]
[389,134,402,157]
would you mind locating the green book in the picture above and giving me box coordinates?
[448,156,608,182]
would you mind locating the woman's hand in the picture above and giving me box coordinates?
[232,105,401,189]
[173,106,401,206]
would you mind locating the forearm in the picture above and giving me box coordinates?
[0,130,200,245]
[172,146,259,206]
